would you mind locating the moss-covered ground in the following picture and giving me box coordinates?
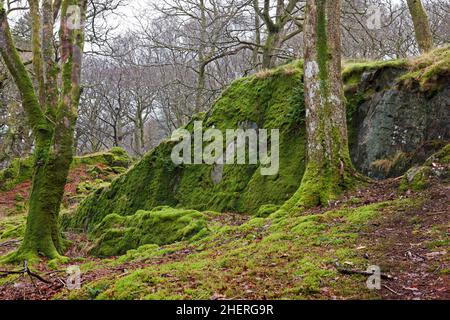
[1,174,446,300]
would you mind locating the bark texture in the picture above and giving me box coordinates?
[406,0,433,53]
[282,0,358,211]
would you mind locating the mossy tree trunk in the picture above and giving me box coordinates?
[0,0,87,262]
[282,0,358,212]
[406,0,433,53]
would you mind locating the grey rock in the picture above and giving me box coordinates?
[351,69,449,178]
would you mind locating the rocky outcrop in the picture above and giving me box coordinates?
[66,49,450,230]
[351,68,449,178]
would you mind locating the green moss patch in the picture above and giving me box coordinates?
[0,214,26,240]
[400,144,450,191]
[342,59,408,85]
[89,207,208,257]
[72,147,132,168]
[399,45,450,91]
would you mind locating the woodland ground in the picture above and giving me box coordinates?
[0,172,448,300]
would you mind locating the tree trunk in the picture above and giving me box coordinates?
[0,0,86,263]
[19,148,70,258]
[194,0,207,113]
[282,0,358,212]
[134,111,145,156]
[406,0,433,53]
[252,0,261,69]
[195,62,206,112]
[262,29,281,69]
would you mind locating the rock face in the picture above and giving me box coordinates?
[351,68,450,178]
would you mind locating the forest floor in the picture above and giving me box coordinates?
[0,176,448,300]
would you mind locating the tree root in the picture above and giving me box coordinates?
[0,260,51,284]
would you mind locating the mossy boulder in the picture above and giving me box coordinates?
[89,207,208,257]
[72,147,132,168]
[68,51,450,231]
[400,144,450,191]
[0,156,34,191]
[68,63,309,229]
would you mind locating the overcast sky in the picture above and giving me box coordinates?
[114,0,405,31]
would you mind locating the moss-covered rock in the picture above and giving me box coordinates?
[72,147,132,168]
[400,144,450,191]
[0,157,34,191]
[89,207,208,257]
[68,51,450,231]
[68,63,309,229]
[401,166,433,191]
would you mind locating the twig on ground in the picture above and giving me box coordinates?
[335,265,395,280]
[0,239,20,247]
[383,284,401,295]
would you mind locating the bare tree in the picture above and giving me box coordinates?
[144,0,252,112]
[254,0,305,68]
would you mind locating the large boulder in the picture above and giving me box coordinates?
[351,67,449,178]
[66,48,450,231]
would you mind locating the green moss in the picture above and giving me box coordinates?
[292,257,336,295]
[401,166,432,191]
[256,204,280,218]
[400,144,450,192]
[316,0,330,92]
[398,45,450,91]
[72,147,131,168]
[0,214,26,240]
[344,203,387,225]
[66,143,181,230]
[342,59,408,84]
[89,207,208,257]
[0,156,34,191]
[424,143,450,166]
